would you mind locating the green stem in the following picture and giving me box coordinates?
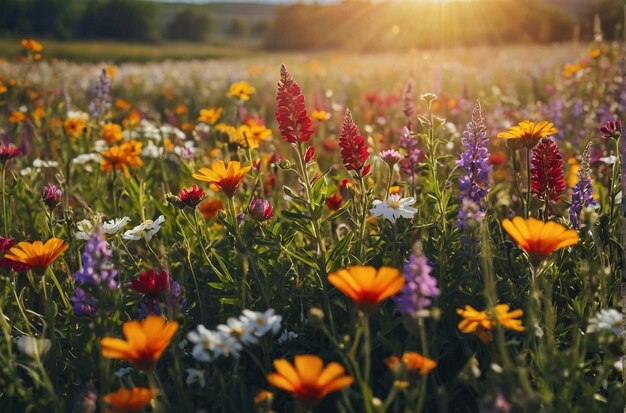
[1,163,7,236]
[358,178,369,263]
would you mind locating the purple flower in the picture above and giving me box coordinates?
[71,287,97,316]
[248,198,273,222]
[600,120,622,140]
[71,228,118,315]
[402,78,415,130]
[394,243,439,317]
[89,68,111,119]
[457,101,491,228]
[42,182,62,210]
[398,127,423,177]
[138,278,185,319]
[570,142,597,229]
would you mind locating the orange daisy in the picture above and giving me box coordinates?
[267,355,353,409]
[327,266,405,314]
[456,305,495,343]
[4,238,68,274]
[501,217,579,267]
[101,141,143,176]
[494,304,525,332]
[497,120,558,149]
[385,352,437,379]
[104,387,158,413]
[100,315,178,370]
[192,160,251,197]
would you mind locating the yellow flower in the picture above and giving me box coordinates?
[64,117,87,139]
[175,103,187,115]
[311,109,331,122]
[197,107,222,125]
[494,304,524,332]
[267,355,353,410]
[328,266,405,314]
[4,238,68,274]
[100,315,178,370]
[9,111,26,124]
[501,217,579,267]
[31,107,45,125]
[237,123,272,150]
[590,48,601,58]
[105,66,117,80]
[567,157,580,188]
[193,160,251,197]
[104,387,157,413]
[385,352,437,378]
[497,120,558,150]
[227,81,255,101]
[102,123,124,143]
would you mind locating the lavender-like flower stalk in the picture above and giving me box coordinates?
[570,142,597,228]
[457,100,491,228]
[402,78,415,130]
[89,68,112,119]
[398,127,423,177]
[395,242,439,317]
[71,227,118,315]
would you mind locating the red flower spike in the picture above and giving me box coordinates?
[530,137,566,214]
[304,146,315,163]
[276,64,314,144]
[339,110,370,179]
[131,270,171,296]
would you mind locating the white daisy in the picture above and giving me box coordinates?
[241,309,282,338]
[370,194,417,223]
[103,216,130,234]
[123,215,165,241]
[587,309,621,334]
[217,317,258,346]
[187,325,218,362]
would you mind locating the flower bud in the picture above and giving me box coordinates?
[179,184,205,208]
[307,307,325,328]
[248,198,273,222]
[304,145,316,163]
[42,182,62,210]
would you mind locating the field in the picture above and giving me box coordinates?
[0,39,624,413]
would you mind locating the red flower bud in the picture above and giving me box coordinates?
[304,146,315,163]
[179,184,205,208]
[131,270,171,296]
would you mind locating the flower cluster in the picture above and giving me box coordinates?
[122,216,165,241]
[187,309,282,361]
[530,137,565,215]
[394,243,439,317]
[71,229,118,315]
[100,140,143,176]
[339,110,370,178]
[130,269,185,319]
[569,142,597,228]
[457,101,490,227]
[275,64,314,144]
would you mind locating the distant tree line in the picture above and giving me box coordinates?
[0,0,214,42]
[265,0,626,51]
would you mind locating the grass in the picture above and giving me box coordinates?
[0,37,262,63]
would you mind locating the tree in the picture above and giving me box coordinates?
[230,17,249,38]
[165,9,212,42]
[80,0,158,42]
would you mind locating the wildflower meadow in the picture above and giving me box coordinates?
[0,36,624,413]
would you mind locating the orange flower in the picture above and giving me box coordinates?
[198,107,222,125]
[115,99,131,111]
[101,141,143,176]
[4,238,68,274]
[198,198,223,220]
[496,120,558,149]
[267,355,353,409]
[175,103,187,115]
[21,39,43,52]
[100,315,178,370]
[501,217,579,267]
[328,266,405,314]
[385,352,437,379]
[456,305,495,343]
[311,109,331,122]
[102,123,123,143]
[103,387,158,413]
[192,160,251,197]
[494,304,525,332]
[9,111,26,124]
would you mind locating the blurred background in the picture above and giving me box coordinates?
[0,0,623,61]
